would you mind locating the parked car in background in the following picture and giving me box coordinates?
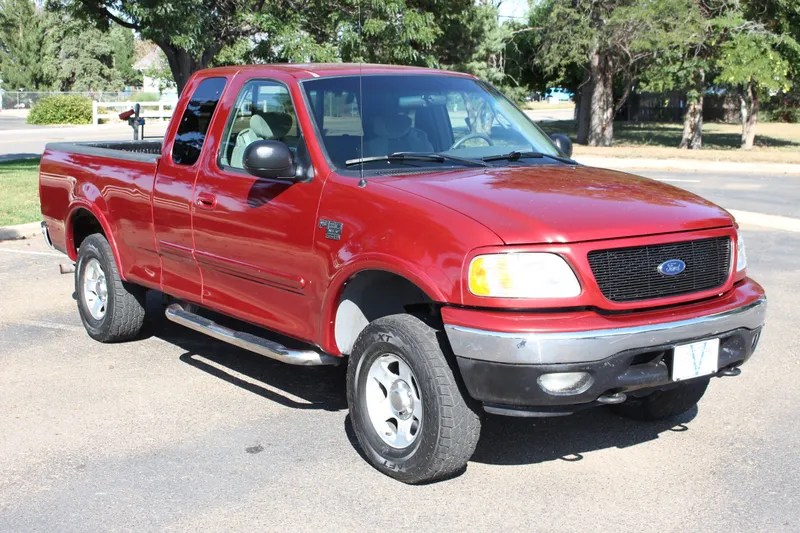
[545,87,573,103]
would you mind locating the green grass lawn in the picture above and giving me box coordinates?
[538,120,800,163]
[0,158,41,226]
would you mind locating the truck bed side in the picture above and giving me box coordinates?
[39,141,163,288]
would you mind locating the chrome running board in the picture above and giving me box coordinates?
[165,303,340,366]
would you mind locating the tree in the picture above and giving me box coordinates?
[521,0,711,146]
[51,0,292,94]
[637,1,711,149]
[40,14,128,91]
[717,29,795,149]
[716,0,800,149]
[109,26,142,88]
[0,0,52,90]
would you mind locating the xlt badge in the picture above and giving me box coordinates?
[318,219,343,240]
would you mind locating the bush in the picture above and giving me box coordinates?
[766,106,800,123]
[27,95,93,125]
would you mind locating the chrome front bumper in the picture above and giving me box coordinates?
[444,297,767,365]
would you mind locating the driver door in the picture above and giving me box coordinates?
[191,78,325,342]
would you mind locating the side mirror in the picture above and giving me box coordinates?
[550,134,573,158]
[243,140,296,180]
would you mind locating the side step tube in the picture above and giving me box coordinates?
[165,303,340,366]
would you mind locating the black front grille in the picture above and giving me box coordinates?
[588,237,732,302]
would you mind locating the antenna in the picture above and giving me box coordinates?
[357,0,367,188]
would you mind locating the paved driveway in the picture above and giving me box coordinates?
[0,170,798,531]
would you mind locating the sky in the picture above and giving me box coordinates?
[497,0,530,23]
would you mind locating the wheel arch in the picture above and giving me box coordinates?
[324,263,444,356]
[65,201,124,277]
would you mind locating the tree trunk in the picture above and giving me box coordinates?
[576,77,592,145]
[679,70,705,150]
[679,97,703,149]
[740,82,759,150]
[158,41,221,96]
[588,49,613,147]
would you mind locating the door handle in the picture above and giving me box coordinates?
[196,193,217,209]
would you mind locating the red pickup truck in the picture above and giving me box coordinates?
[39,64,766,483]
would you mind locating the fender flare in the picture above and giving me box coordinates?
[65,198,125,278]
[319,254,448,354]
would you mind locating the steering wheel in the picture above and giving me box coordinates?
[451,133,494,150]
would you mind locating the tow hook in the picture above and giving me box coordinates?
[596,392,627,404]
[718,367,742,377]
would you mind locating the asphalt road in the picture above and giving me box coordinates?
[0,122,168,161]
[1,170,799,531]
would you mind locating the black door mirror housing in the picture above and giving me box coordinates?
[243,140,296,180]
[549,133,573,158]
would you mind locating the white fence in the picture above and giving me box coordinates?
[92,101,176,125]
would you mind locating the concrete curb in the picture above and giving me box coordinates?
[576,156,800,175]
[0,222,41,242]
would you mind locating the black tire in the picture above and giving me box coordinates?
[611,379,710,421]
[347,314,481,484]
[75,233,146,342]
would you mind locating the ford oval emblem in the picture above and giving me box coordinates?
[657,259,686,276]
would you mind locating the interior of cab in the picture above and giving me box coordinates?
[302,73,557,170]
[219,81,301,169]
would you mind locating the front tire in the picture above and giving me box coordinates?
[347,314,481,484]
[611,379,710,421]
[76,233,146,342]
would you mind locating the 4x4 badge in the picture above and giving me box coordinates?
[319,219,344,240]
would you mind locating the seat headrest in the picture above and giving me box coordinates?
[261,112,293,138]
[373,113,412,139]
[250,114,273,138]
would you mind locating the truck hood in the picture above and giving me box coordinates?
[380,165,733,244]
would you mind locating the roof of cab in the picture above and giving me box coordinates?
[196,63,476,81]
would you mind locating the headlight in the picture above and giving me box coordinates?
[468,253,581,298]
[736,231,747,272]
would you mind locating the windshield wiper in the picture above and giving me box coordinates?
[345,152,490,168]
[481,151,575,164]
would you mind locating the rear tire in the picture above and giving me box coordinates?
[611,379,710,421]
[347,314,481,484]
[76,233,145,342]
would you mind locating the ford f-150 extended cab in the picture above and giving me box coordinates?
[39,64,766,484]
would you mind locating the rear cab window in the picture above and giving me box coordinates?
[171,77,227,165]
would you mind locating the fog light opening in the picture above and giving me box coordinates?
[537,372,593,396]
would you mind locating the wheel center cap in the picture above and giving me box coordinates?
[389,380,414,420]
[96,279,107,301]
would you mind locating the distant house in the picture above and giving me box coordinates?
[133,48,178,100]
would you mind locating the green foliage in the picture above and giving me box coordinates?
[0,0,52,89]
[51,0,287,91]
[41,14,126,91]
[27,94,92,124]
[717,32,793,93]
[109,26,142,87]
[0,0,138,91]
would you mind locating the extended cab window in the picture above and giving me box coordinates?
[171,77,227,166]
[219,80,301,169]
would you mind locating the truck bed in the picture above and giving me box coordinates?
[45,140,163,163]
[39,139,164,282]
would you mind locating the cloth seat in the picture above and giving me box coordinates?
[364,113,433,157]
[230,114,274,168]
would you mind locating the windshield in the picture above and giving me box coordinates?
[301,74,560,171]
